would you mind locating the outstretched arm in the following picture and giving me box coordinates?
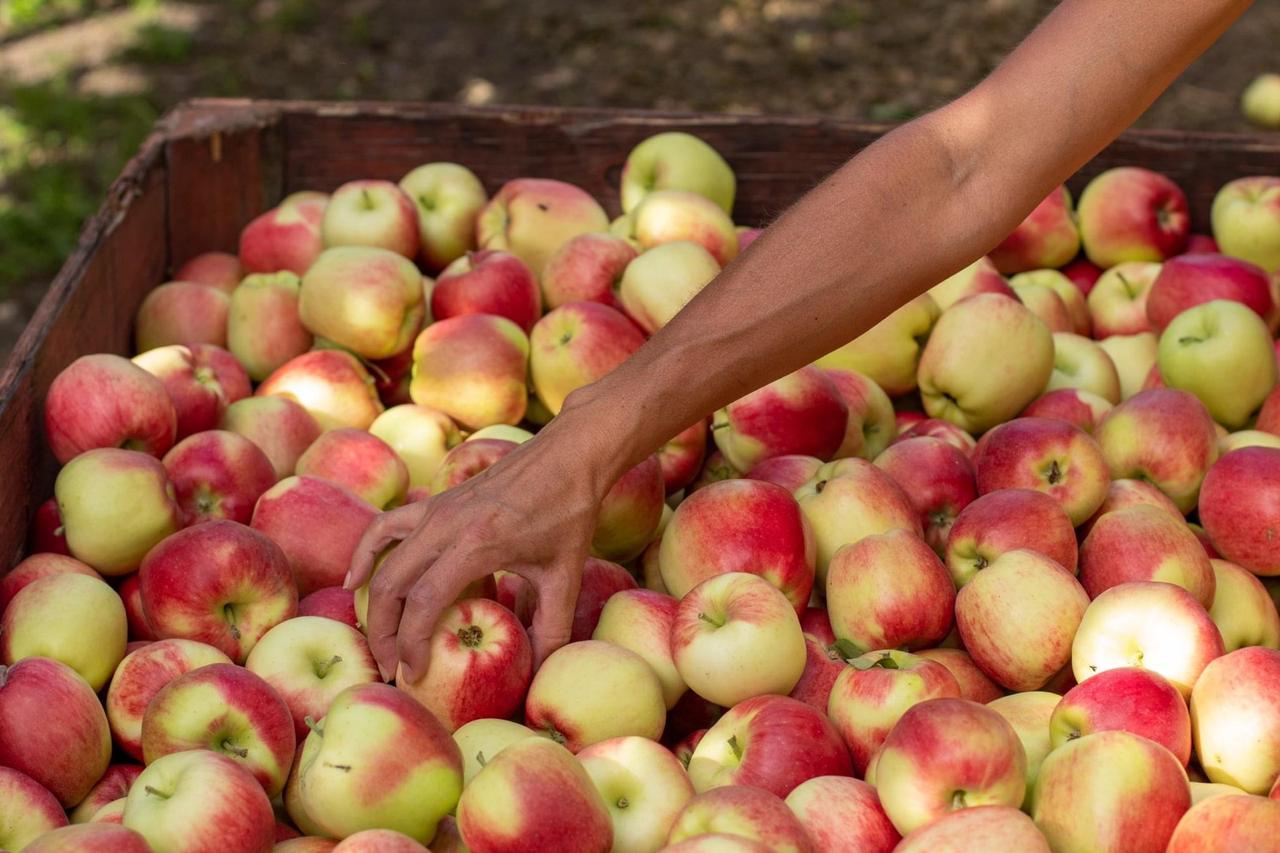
[350,0,1253,682]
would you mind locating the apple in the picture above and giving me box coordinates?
[875,698,1026,835]
[297,682,462,842]
[1191,646,1280,794]
[1021,388,1113,433]
[133,343,252,439]
[369,341,418,407]
[105,638,232,761]
[45,354,177,463]
[140,520,298,662]
[917,293,1055,432]
[826,528,954,653]
[395,599,531,733]
[1148,254,1275,333]
[299,247,425,359]
[1011,280,1073,333]
[258,349,383,432]
[244,615,379,743]
[1072,581,1225,698]
[29,497,70,556]
[617,241,721,333]
[1,572,126,691]
[328,830,426,852]
[239,194,327,276]
[476,177,610,279]
[0,766,69,850]
[894,806,1049,853]
[927,256,1016,310]
[787,608,843,712]
[1079,504,1215,605]
[467,424,533,443]
[174,251,243,293]
[1200,447,1280,577]
[141,662,295,796]
[1077,167,1190,267]
[161,430,276,525]
[944,488,1078,587]
[451,718,537,785]
[1220,429,1280,454]
[915,648,1006,704]
[1080,477,1183,537]
[409,314,529,430]
[629,189,737,266]
[356,408,456,495]
[592,588,685,708]
[541,232,638,310]
[973,416,1109,525]
[672,572,806,708]
[872,436,975,553]
[1208,559,1280,651]
[1010,269,1090,334]
[621,131,735,214]
[1062,257,1104,294]
[659,421,709,495]
[432,250,540,332]
[1050,666,1190,764]
[219,395,322,480]
[398,162,487,270]
[688,449,741,492]
[1087,262,1161,337]
[745,454,823,493]
[0,553,99,612]
[530,301,645,415]
[1094,389,1219,513]
[1045,332,1122,403]
[54,448,181,575]
[672,729,707,770]
[524,640,665,751]
[1031,730,1190,853]
[293,428,409,510]
[895,417,977,456]
[457,737,612,853]
[956,549,1089,691]
[134,282,231,351]
[298,586,359,629]
[430,437,517,494]
[23,823,153,852]
[821,367,897,461]
[1097,332,1159,402]
[123,750,275,853]
[666,786,813,853]
[1158,300,1277,429]
[794,457,919,587]
[991,185,1080,273]
[1168,794,1280,853]
[88,798,127,825]
[251,475,376,596]
[320,180,419,258]
[987,692,1059,808]
[687,694,850,798]
[226,271,314,381]
[660,479,815,610]
[1260,385,1280,435]
[578,735,695,853]
[1211,176,1280,274]
[0,657,111,807]
[814,294,940,397]
[565,558,637,642]
[119,573,155,641]
[711,366,846,472]
[592,455,665,563]
[784,776,899,853]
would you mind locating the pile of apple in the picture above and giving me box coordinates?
[4,129,1280,853]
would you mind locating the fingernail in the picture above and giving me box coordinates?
[342,571,353,590]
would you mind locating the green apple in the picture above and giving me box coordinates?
[1045,332,1122,403]
[1097,332,1159,401]
[815,294,940,397]
[620,132,735,215]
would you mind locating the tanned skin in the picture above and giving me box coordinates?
[348,0,1255,682]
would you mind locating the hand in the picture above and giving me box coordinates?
[345,430,607,683]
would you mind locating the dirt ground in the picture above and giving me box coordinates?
[2,0,1279,357]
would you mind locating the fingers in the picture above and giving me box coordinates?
[396,553,487,684]
[345,503,425,590]
[527,559,583,668]
[364,533,438,681]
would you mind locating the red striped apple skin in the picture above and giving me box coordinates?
[712,366,848,473]
[788,607,843,713]
[1022,388,1114,434]
[0,553,99,611]
[397,599,533,732]
[0,765,69,849]
[331,829,428,852]
[1191,647,1280,794]
[874,436,976,554]
[106,638,232,761]
[591,454,665,564]
[258,349,384,433]
[134,282,231,352]
[915,648,1006,704]
[0,657,111,807]
[1199,447,1280,577]
[658,421,709,495]
[666,785,813,853]
[434,250,540,333]
[1080,478,1182,537]
[1167,794,1280,853]
[45,354,178,463]
[945,488,1078,587]
[1080,505,1215,606]
[70,763,144,824]
[1050,667,1191,765]
[991,185,1080,274]
[252,476,376,597]
[163,430,277,526]
[141,663,296,797]
[219,396,323,480]
[24,822,153,852]
[176,251,244,293]
[973,417,1110,526]
[239,197,326,276]
[457,737,613,853]
[895,805,1049,853]
[1078,167,1190,267]
[785,776,901,853]
[660,479,815,610]
[1147,253,1274,332]
[295,428,409,510]
[746,454,823,493]
[298,586,359,629]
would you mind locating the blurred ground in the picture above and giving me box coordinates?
[2,0,1278,358]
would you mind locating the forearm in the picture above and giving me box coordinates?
[548,0,1252,486]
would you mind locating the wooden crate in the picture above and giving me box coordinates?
[2,98,1279,566]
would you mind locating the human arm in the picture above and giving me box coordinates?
[349,0,1253,682]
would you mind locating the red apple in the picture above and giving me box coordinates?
[430,438,517,493]
[945,488,1078,587]
[258,349,383,432]
[133,343,251,439]
[239,195,327,276]
[409,314,529,431]
[163,430,277,526]
[1022,388,1113,434]
[894,806,1049,853]
[592,588,685,708]
[592,454,665,563]
[30,497,70,556]
[0,553,99,612]
[666,785,813,853]
[1080,477,1183,537]
[432,250,540,332]
[135,282,231,351]
[973,417,1109,526]
[540,232,637,310]
[895,418,976,456]
[295,428,409,510]
[659,421,709,495]
[175,251,244,293]
[1050,667,1190,764]
[140,520,298,662]
[990,185,1080,274]
[1168,794,1280,853]
[24,822,153,852]
[1190,647,1280,794]
[873,436,977,553]
[784,776,900,853]
[1199,447,1280,577]
[1080,504,1215,605]
[251,475,377,596]
[711,366,848,472]
[45,354,177,463]
[476,178,610,277]
[1077,167,1190,267]
[0,766,69,850]
[220,395,322,480]
[298,587,359,629]
[927,256,1017,310]
[1147,253,1275,332]
[569,558,638,642]
[1086,262,1161,338]
[787,608,843,713]
[1062,258,1103,295]
[916,648,1006,704]
[530,301,645,415]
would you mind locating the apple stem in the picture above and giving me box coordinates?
[314,655,343,679]
[222,740,249,759]
[223,604,241,641]
[814,479,828,494]
[697,611,725,629]
[710,422,730,432]
[728,735,744,762]
[951,790,967,809]
[304,716,324,737]
[476,750,488,767]
[144,785,169,800]
[1047,460,1063,485]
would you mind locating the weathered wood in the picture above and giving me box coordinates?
[2,98,1279,567]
